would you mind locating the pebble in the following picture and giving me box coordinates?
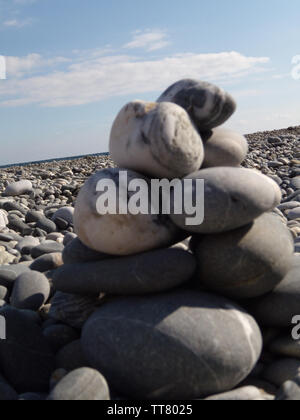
[16,236,40,254]
[0,210,8,231]
[31,241,64,258]
[201,128,248,168]
[0,306,55,393]
[10,271,50,311]
[205,386,273,401]
[82,290,262,399]
[157,79,236,131]
[47,368,110,401]
[192,213,294,299]
[0,264,30,290]
[276,375,300,400]
[170,167,282,234]
[74,168,182,256]
[30,252,63,273]
[52,207,74,226]
[54,247,196,296]
[4,180,33,196]
[109,101,204,179]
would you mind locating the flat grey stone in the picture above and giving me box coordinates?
[170,167,281,234]
[247,256,300,327]
[54,247,196,296]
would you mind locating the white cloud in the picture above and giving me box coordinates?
[5,54,70,77]
[124,29,170,51]
[3,17,33,27]
[0,50,270,108]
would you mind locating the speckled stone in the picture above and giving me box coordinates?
[205,386,273,401]
[192,213,294,299]
[157,79,236,131]
[74,168,183,256]
[82,290,262,400]
[109,101,204,179]
[170,167,282,234]
[201,128,248,168]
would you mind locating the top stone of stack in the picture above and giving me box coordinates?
[157,79,237,131]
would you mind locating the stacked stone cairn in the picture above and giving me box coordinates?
[0,79,299,401]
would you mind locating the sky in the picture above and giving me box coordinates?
[0,0,300,166]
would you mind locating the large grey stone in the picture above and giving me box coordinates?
[47,368,110,401]
[81,290,262,400]
[192,213,294,299]
[74,168,183,256]
[170,167,282,234]
[54,247,196,296]
[247,256,300,327]
[157,79,236,131]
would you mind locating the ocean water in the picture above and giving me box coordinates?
[0,152,109,169]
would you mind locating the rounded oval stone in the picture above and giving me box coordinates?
[53,247,196,296]
[201,128,248,168]
[109,101,204,179]
[10,271,50,311]
[74,168,183,256]
[4,180,33,197]
[247,257,300,327]
[192,213,294,299]
[48,368,110,401]
[170,167,282,234]
[157,79,236,131]
[52,207,74,225]
[81,290,262,400]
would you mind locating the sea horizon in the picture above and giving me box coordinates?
[0,152,110,170]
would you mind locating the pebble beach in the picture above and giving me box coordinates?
[1,79,300,401]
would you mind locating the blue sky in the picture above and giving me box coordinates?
[0,0,299,165]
